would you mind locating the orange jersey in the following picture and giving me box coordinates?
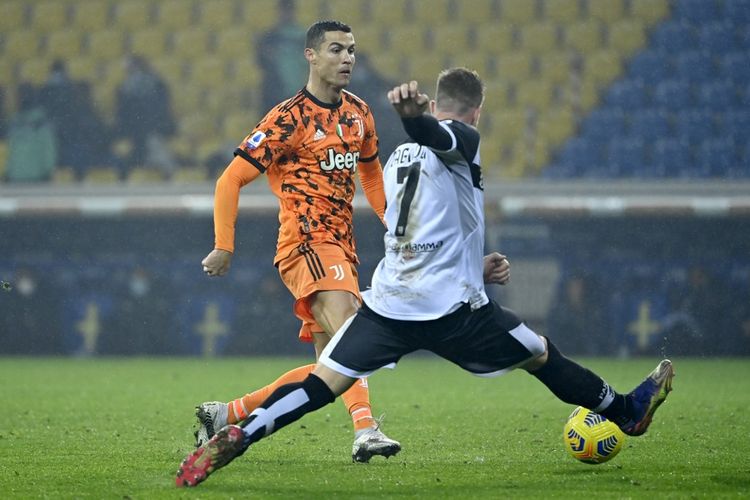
[228,87,384,265]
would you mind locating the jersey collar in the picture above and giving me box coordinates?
[303,87,343,110]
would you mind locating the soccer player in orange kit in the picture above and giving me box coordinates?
[196,20,400,463]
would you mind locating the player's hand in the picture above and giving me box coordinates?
[388,81,430,118]
[202,249,232,277]
[483,252,510,285]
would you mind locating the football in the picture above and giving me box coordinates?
[563,406,625,464]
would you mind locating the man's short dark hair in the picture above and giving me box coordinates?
[305,20,352,49]
[435,67,485,114]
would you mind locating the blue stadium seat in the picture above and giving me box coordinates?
[555,137,603,171]
[698,80,738,110]
[651,138,692,177]
[627,50,673,82]
[628,109,672,139]
[722,110,750,143]
[673,0,722,24]
[650,21,697,52]
[653,80,693,111]
[675,51,716,83]
[698,22,739,54]
[697,138,737,177]
[580,109,627,143]
[720,52,750,84]
[675,109,718,143]
[606,138,646,177]
[725,0,750,24]
[604,80,649,109]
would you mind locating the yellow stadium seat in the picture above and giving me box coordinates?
[368,2,408,27]
[587,0,625,23]
[543,0,582,23]
[30,1,70,31]
[537,52,573,84]
[326,0,365,25]
[86,30,126,61]
[127,167,165,184]
[45,30,84,60]
[4,31,41,62]
[608,20,647,56]
[410,0,454,24]
[172,166,208,183]
[0,140,8,177]
[387,25,428,52]
[151,57,186,89]
[352,25,383,53]
[171,29,211,58]
[455,0,497,24]
[129,29,169,59]
[496,52,533,82]
[0,1,28,32]
[493,108,527,146]
[157,0,196,30]
[179,113,218,142]
[499,0,538,24]
[228,59,262,88]
[453,53,493,79]
[222,113,252,141]
[517,80,555,109]
[430,26,470,57]
[564,20,603,53]
[520,21,559,54]
[19,58,52,85]
[629,0,669,24]
[475,24,516,54]
[561,79,600,111]
[52,167,76,184]
[585,50,622,85]
[0,60,15,87]
[373,53,405,80]
[198,0,238,29]
[84,167,120,184]
[214,28,252,60]
[235,0,279,30]
[294,0,323,26]
[190,58,228,87]
[66,56,99,81]
[408,57,446,86]
[92,79,118,120]
[483,81,512,110]
[536,106,575,146]
[480,143,502,173]
[498,144,527,178]
[71,1,111,31]
[113,0,155,30]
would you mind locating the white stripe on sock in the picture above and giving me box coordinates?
[242,388,310,438]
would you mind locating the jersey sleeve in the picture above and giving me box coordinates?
[359,107,379,163]
[234,107,297,173]
[402,115,480,165]
[213,155,262,253]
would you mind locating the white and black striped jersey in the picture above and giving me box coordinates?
[361,115,488,320]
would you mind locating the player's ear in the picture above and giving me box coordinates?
[304,47,316,64]
[429,100,436,114]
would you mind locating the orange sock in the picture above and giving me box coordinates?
[227,364,315,424]
[342,377,375,432]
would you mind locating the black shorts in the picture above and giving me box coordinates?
[319,300,545,377]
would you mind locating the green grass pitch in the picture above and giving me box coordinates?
[1,357,748,498]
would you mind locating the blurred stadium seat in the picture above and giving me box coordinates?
[698,80,739,111]
[698,22,738,54]
[129,29,169,59]
[651,20,697,52]
[608,19,647,56]
[605,80,648,109]
[629,0,670,24]
[606,138,646,177]
[113,0,155,31]
[156,0,196,30]
[674,109,718,144]
[673,0,721,24]
[653,80,693,111]
[71,1,111,31]
[650,138,691,178]
[86,30,126,61]
[544,0,582,23]
[720,52,750,84]
[0,1,27,32]
[520,22,559,55]
[628,109,672,139]
[30,1,70,31]
[675,51,716,84]
[580,108,626,143]
[587,0,625,23]
[627,49,673,82]
[499,0,538,24]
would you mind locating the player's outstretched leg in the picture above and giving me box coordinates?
[352,417,401,463]
[194,401,228,447]
[176,425,247,488]
[620,359,675,436]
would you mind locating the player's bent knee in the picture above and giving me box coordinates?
[521,335,548,371]
[312,364,356,397]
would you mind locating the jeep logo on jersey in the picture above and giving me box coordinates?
[319,148,359,172]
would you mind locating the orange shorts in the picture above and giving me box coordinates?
[277,242,361,343]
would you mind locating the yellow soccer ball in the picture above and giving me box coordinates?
[563,406,626,464]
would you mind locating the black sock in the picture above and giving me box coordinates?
[530,339,635,426]
[241,374,336,445]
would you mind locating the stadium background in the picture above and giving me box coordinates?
[0,0,748,357]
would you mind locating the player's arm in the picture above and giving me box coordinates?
[202,155,262,277]
[358,159,386,224]
[388,81,453,151]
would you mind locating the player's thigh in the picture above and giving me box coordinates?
[319,304,416,378]
[432,301,545,376]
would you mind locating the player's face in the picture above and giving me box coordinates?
[311,31,356,89]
